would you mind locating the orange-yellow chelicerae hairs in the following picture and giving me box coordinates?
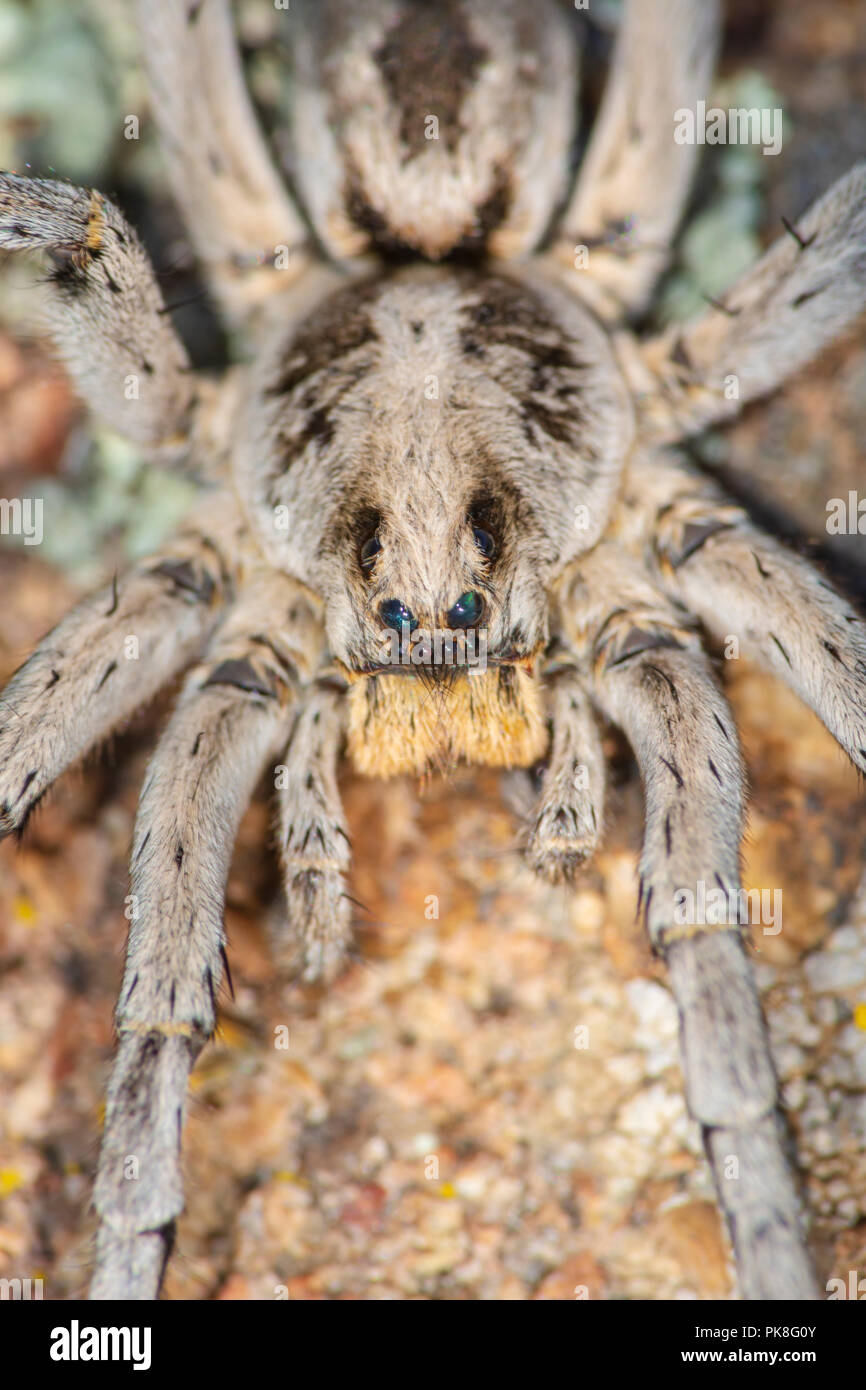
[347,665,549,778]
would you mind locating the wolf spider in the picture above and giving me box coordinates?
[1,0,864,1300]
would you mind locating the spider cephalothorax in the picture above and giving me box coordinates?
[239,261,631,775]
[1,0,865,1303]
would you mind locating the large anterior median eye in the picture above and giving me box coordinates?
[447,591,485,629]
[472,526,496,559]
[360,534,382,571]
[380,598,417,631]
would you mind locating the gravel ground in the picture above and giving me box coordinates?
[0,0,864,1301]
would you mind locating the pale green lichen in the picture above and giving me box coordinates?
[0,0,196,580]
[5,432,198,587]
[0,0,116,181]
[657,70,788,327]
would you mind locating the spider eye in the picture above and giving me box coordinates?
[472,526,496,559]
[360,534,382,571]
[380,598,417,631]
[447,591,485,629]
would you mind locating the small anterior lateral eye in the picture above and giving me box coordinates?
[472,526,495,559]
[360,535,382,571]
[447,591,485,629]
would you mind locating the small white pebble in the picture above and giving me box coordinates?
[828,926,864,953]
[782,1077,807,1111]
[813,996,843,1027]
[772,1043,805,1078]
[618,1083,685,1140]
[455,1171,488,1202]
[407,1131,439,1158]
[810,1127,839,1158]
[360,1136,390,1171]
[624,979,678,1042]
[805,951,866,992]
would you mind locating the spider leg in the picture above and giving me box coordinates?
[137,0,312,328]
[525,665,605,884]
[548,0,721,322]
[90,571,325,1300]
[274,680,352,983]
[0,173,205,454]
[630,451,866,776]
[629,163,866,442]
[0,495,241,838]
[559,543,819,1300]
